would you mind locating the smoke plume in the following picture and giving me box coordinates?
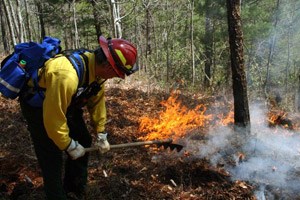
[192,103,300,199]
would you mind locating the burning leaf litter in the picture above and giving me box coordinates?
[138,93,212,141]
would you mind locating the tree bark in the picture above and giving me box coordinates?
[7,0,19,42]
[0,0,10,54]
[144,2,151,58]
[165,1,170,84]
[203,0,214,88]
[109,0,122,38]
[2,0,16,45]
[36,1,46,41]
[24,0,32,41]
[190,0,195,86]
[72,0,79,48]
[89,0,102,40]
[298,74,300,112]
[265,0,280,95]
[226,0,250,128]
[16,0,24,42]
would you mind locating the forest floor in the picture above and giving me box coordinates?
[1,82,300,200]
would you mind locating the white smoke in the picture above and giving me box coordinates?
[191,102,300,199]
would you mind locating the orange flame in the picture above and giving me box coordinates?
[267,111,293,130]
[220,111,234,126]
[138,94,212,140]
[268,113,279,125]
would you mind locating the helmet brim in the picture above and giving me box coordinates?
[99,36,125,79]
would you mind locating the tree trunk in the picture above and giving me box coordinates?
[226,0,250,128]
[145,3,151,58]
[142,1,151,76]
[7,0,19,42]
[190,0,195,86]
[0,0,10,54]
[298,75,300,112]
[265,0,280,95]
[72,0,79,48]
[16,0,24,42]
[285,27,291,106]
[165,1,170,84]
[109,0,122,38]
[2,0,16,45]
[24,0,32,41]
[89,0,102,40]
[203,0,214,89]
[36,1,46,40]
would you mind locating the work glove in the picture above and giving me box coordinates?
[96,132,110,153]
[66,139,85,160]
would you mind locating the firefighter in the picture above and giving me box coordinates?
[19,36,138,200]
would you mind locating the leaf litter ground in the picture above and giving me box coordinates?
[0,86,280,200]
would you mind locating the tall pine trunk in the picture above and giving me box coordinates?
[226,0,250,129]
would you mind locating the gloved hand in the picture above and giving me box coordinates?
[96,132,110,153]
[66,139,85,160]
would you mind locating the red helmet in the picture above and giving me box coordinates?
[99,36,138,79]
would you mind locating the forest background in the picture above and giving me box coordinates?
[1,0,300,111]
[2,1,300,199]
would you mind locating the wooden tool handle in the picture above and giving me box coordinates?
[85,138,172,153]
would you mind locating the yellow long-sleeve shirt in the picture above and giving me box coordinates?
[36,52,106,150]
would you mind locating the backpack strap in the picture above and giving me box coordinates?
[21,49,91,108]
[64,49,90,87]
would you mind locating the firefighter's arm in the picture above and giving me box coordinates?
[86,84,106,133]
[87,85,110,153]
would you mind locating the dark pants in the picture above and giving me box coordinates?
[20,100,92,200]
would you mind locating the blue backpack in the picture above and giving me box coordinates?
[0,37,88,107]
[0,37,61,99]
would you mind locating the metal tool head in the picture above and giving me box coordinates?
[156,141,184,152]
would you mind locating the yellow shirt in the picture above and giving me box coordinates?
[37,52,106,150]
